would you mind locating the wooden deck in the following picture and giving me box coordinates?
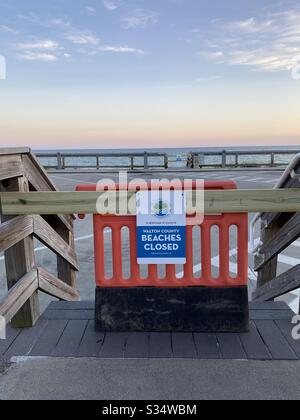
[1,301,299,361]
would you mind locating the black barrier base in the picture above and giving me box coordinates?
[95,286,249,333]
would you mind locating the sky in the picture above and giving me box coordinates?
[0,0,299,149]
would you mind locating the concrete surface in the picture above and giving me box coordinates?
[0,357,300,400]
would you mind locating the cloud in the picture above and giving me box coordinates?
[97,45,145,54]
[86,6,97,16]
[64,30,100,45]
[16,40,59,50]
[195,8,300,72]
[15,39,60,61]
[102,0,119,11]
[48,18,71,29]
[0,24,18,35]
[18,52,57,62]
[121,9,159,29]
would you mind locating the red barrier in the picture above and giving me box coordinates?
[76,181,248,288]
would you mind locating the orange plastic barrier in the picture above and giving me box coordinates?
[76,181,248,288]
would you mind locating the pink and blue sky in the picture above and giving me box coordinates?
[0,0,299,149]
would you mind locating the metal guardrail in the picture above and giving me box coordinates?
[34,149,300,171]
[35,152,169,171]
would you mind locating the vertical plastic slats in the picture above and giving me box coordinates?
[219,223,230,285]
[184,225,195,284]
[93,218,106,286]
[166,264,176,284]
[129,224,140,284]
[148,265,158,283]
[237,218,248,282]
[112,225,123,281]
[201,224,211,286]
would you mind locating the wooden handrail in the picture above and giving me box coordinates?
[0,148,79,328]
[0,270,39,323]
[1,189,300,215]
[253,156,300,313]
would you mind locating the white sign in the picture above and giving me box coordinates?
[137,190,186,265]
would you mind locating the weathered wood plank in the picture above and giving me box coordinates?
[56,218,77,289]
[172,333,197,358]
[29,320,68,356]
[34,215,78,270]
[217,334,247,359]
[21,154,57,192]
[0,147,30,156]
[99,332,127,358]
[0,269,38,323]
[0,215,33,253]
[0,155,23,181]
[2,189,300,215]
[149,333,172,358]
[255,320,297,360]
[249,301,289,310]
[0,176,40,327]
[125,333,149,358]
[250,310,293,320]
[253,265,300,302]
[4,320,47,360]
[52,320,88,357]
[255,220,280,288]
[239,322,272,360]
[77,321,105,357]
[255,213,300,271]
[41,309,94,320]
[275,320,300,359]
[194,333,221,359]
[48,301,94,310]
[38,267,79,301]
[21,154,74,230]
[0,325,22,356]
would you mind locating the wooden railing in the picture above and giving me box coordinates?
[36,151,169,171]
[0,148,79,328]
[188,149,300,169]
[252,154,300,314]
[34,149,300,171]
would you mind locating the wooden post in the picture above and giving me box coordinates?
[57,152,63,170]
[164,154,169,169]
[271,153,275,167]
[130,157,134,170]
[0,176,40,327]
[193,154,200,169]
[144,152,149,170]
[56,216,77,290]
[235,153,239,168]
[222,150,227,168]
